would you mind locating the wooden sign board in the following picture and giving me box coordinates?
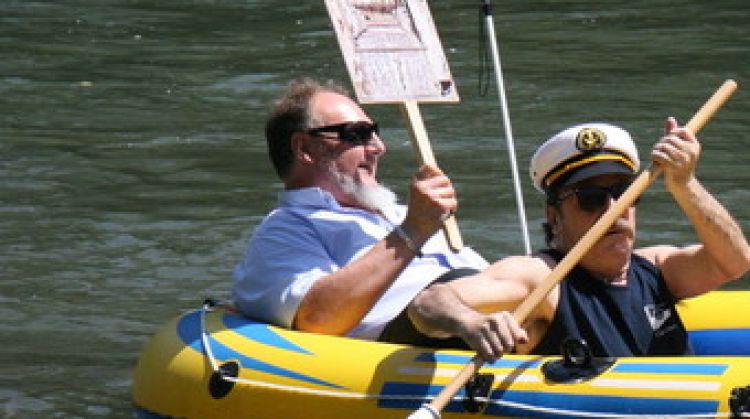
[324,0,459,104]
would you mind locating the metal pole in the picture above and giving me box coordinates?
[481,0,532,255]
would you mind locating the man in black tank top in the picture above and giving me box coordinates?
[531,249,691,356]
[408,120,750,359]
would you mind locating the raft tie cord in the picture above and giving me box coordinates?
[200,299,271,387]
[200,300,222,372]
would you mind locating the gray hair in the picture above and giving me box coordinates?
[265,77,350,179]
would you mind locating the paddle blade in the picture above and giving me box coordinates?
[407,404,441,419]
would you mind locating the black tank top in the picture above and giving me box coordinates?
[533,250,691,357]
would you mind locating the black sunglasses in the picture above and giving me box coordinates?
[306,121,379,146]
[555,182,638,212]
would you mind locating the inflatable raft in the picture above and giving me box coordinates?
[132,291,750,418]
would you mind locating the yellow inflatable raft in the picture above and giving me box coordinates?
[132,291,750,418]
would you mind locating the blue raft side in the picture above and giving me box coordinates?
[133,406,170,419]
[378,382,720,417]
[689,328,750,355]
[176,310,343,389]
[392,351,730,417]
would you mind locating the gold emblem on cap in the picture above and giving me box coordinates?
[575,127,607,151]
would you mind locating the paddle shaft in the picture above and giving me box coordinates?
[401,100,463,251]
[420,79,738,416]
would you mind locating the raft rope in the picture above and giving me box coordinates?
[198,301,744,417]
[199,299,227,373]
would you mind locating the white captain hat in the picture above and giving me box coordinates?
[529,122,640,193]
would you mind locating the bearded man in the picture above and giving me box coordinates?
[232,78,528,359]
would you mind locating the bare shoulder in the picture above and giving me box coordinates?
[634,244,694,268]
[484,253,554,288]
[635,244,711,299]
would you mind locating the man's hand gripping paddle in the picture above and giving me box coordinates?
[408,79,739,419]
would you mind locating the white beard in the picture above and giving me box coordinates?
[328,167,397,213]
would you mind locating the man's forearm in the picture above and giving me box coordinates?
[671,177,750,280]
[293,230,418,335]
[407,282,478,339]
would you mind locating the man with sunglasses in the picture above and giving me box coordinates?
[232,78,530,355]
[409,121,750,358]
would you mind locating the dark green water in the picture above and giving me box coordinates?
[1,1,749,417]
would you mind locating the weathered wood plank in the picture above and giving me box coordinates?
[324,0,459,104]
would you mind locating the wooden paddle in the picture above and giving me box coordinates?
[408,78,739,419]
